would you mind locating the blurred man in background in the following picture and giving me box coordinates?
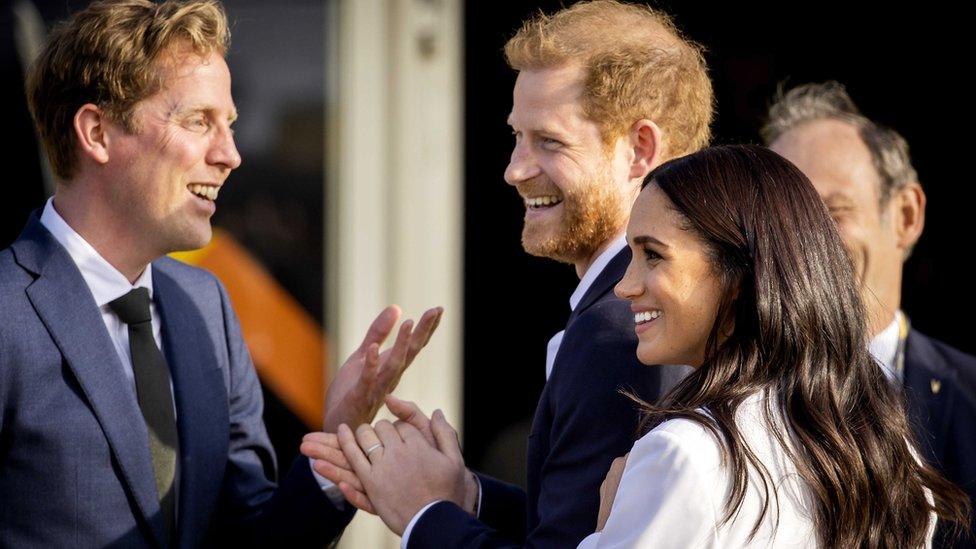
[764,81,976,548]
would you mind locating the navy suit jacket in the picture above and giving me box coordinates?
[408,248,688,548]
[0,215,354,548]
[903,329,976,548]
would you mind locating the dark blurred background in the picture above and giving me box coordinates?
[4,0,972,489]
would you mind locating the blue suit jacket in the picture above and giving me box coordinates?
[0,215,354,548]
[903,329,976,548]
[408,248,688,548]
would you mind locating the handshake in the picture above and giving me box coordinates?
[301,395,480,536]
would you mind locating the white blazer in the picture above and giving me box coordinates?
[578,393,935,548]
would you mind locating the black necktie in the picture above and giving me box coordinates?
[108,287,178,540]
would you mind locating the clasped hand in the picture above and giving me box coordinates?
[301,396,479,535]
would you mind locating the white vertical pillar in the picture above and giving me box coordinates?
[327,1,462,547]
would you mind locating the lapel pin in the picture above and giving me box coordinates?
[930,379,941,395]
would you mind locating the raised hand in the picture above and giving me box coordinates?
[322,306,443,433]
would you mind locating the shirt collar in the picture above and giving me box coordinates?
[569,234,627,311]
[868,311,901,382]
[39,197,154,306]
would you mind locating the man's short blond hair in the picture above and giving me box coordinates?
[26,0,230,181]
[504,0,713,158]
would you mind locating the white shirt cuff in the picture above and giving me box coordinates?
[474,474,483,516]
[401,500,441,549]
[309,457,346,509]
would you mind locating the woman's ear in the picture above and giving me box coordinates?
[721,282,741,338]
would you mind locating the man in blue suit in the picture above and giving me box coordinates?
[302,2,713,547]
[764,81,976,548]
[0,1,440,546]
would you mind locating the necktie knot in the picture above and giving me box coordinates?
[108,287,152,325]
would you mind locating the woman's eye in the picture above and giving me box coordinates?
[643,248,661,262]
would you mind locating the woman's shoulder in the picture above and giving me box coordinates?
[635,414,727,474]
[634,394,783,480]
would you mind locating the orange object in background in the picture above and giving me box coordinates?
[171,229,326,428]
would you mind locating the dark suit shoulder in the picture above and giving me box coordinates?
[910,329,976,394]
[153,255,219,285]
[0,249,36,345]
[152,256,231,309]
[558,295,653,386]
[563,296,635,352]
[0,247,32,292]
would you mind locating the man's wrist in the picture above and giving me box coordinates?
[463,469,480,516]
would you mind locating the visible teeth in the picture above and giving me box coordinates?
[634,310,661,324]
[188,184,219,201]
[524,195,562,208]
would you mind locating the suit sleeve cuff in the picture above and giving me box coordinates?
[401,477,482,548]
[401,500,442,549]
[309,457,346,509]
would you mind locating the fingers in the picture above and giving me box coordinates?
[357,305,402,354]
[406,307,443,362]
[387,395,435,445]
[386,395,429,427]
[611,455,628,476]
[430,409,463,461]
[338,424,372,476]
[373,420,404,447]
[338,481,376,514]
[302,431,341,448]
[354,423,386,464]
[312,457,363,492]
[382,319,415,377]
[300,437,350,470]
[362,342,380,384]
[393,419,426,444]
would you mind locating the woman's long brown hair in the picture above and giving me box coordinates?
[636,145,969,547]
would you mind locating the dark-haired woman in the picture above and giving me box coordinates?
[578,145,969,548]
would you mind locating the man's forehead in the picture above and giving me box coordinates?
[174,102,239,120]
[150,52,236,115]
[819,189,858,206]
[513,65,584,104]
[774,120,879,189]
[774,119,866,162]
[508,69,587,131]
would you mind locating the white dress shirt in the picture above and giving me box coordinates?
[402,235,628,546]
[40,198,163,390]
[868,312,903,384]
[577,392,936,548]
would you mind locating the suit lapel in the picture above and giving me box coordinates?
[13,215,166,547]
[903,329,955,467]
[568,247,631,324]
[153,264,229,547]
